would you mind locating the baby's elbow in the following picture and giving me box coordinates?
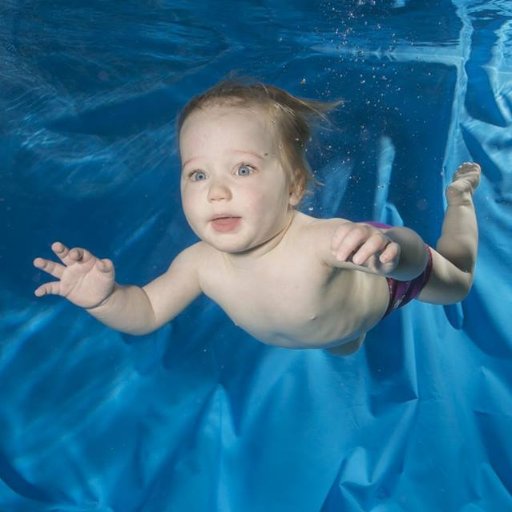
[122,316,161,336]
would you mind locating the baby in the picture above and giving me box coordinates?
[33,80,480,356]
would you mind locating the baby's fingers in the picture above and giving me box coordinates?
[332,228,361,260]
[379,242,400,264]
[351,234,391,265]
[33,257,65,279]
[97,258,114,274]
[34,281,61,298]
[51,242,71,264]
[52,242,94,266]
[69,247,95,263]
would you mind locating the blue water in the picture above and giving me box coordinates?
[1,1,512,511]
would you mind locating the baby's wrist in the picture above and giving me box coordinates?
[84,285,117,311]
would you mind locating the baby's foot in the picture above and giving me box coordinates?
[446,162,481,205]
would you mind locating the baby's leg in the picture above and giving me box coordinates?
[419,162,480,304]
[439,162,480,270]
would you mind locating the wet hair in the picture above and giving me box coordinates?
[177,78,342,202]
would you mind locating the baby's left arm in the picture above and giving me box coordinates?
[319,220,429,281]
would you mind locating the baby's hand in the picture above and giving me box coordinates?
[33,242,115,309]
[330,222,401,275]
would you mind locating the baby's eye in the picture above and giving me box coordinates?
[190,170,207,182]
[236,164,255,177]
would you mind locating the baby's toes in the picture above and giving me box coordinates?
[446,163,481,203]
[454,162,481,188]
[454,162,481,179]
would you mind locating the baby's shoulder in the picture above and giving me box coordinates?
[291,213,351,263]
[294,213,350,242]
[171,242,221,285]
[178,241,218,264]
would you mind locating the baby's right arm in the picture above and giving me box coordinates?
[33,242,202,335]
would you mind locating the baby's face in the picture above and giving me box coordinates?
[179,105,299,254]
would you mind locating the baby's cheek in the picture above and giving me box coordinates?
[181,198,200,227]
[241,194,264,213]
[182,190,199,211]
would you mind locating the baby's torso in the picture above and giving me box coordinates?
[196,215,390,349]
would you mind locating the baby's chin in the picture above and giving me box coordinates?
[199,231,271,256]
[204,238,258,255]
[189,228,246,252]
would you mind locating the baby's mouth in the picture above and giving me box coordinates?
[211,216,241,233]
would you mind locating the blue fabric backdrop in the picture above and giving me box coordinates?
[1,1,511,511]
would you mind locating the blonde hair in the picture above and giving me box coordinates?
[178,78,341,202]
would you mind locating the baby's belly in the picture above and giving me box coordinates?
[242,321,354,349]
[241,314,366,349]
[225,275,390,349]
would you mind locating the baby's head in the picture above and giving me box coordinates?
[178,78,340,203]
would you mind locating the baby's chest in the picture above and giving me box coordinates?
[200,263,330,324]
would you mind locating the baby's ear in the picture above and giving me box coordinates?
[288,185,303,207]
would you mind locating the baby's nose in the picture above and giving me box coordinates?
[207,179,232,201]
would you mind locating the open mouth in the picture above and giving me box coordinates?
[211,216,241,233]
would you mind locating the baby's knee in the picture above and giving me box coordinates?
[452,271,474,302]
[420,260,474,304]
